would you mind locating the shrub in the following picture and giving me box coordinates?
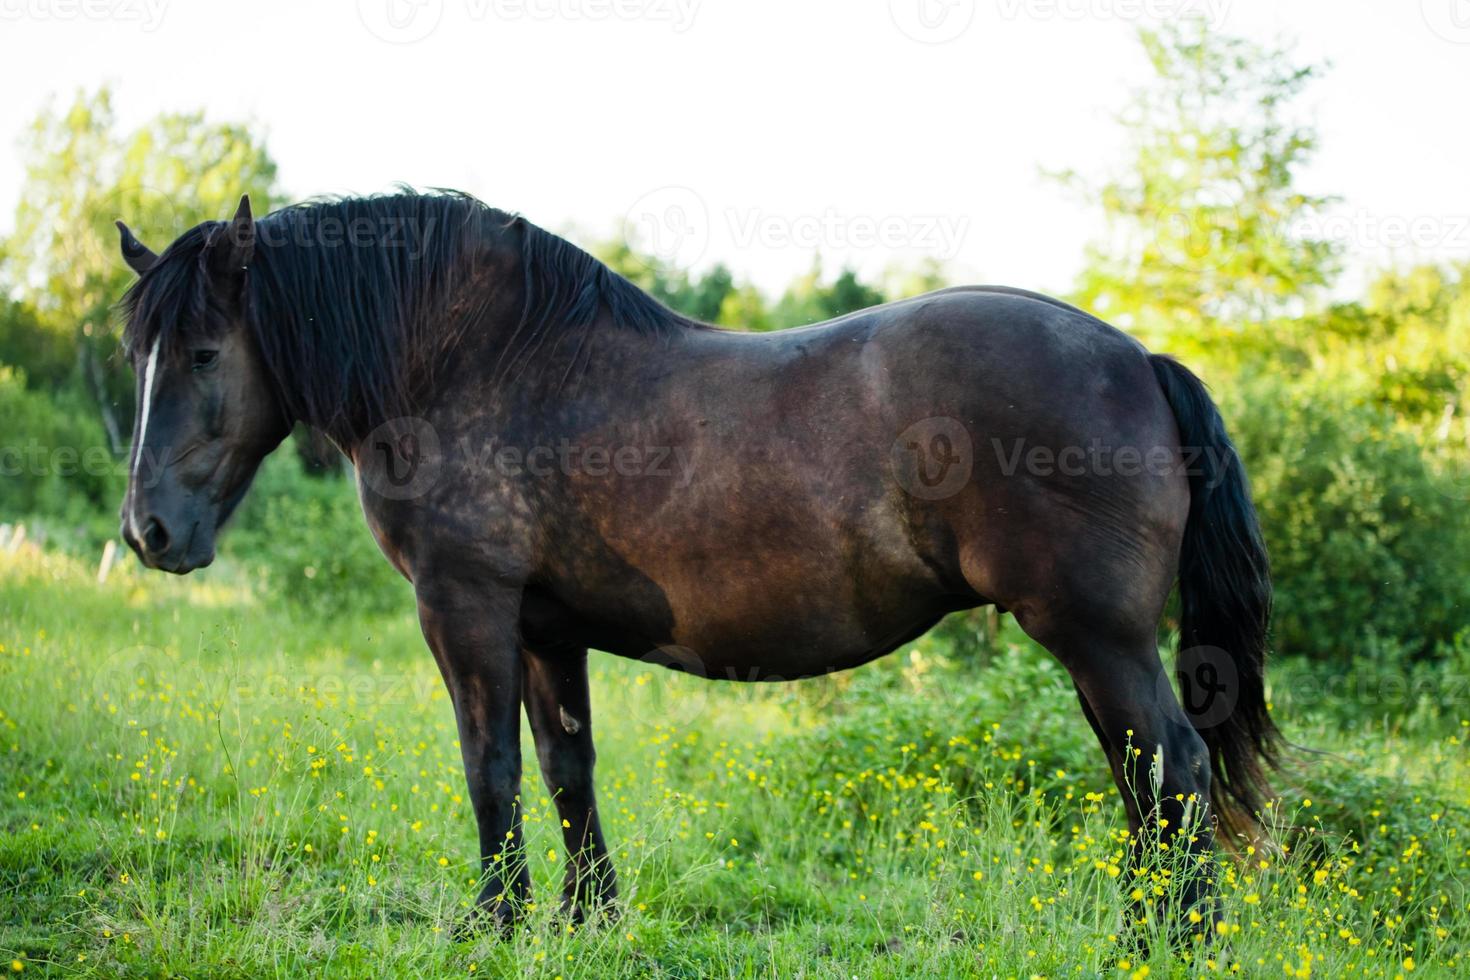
[229,451,409,620]
[0,365,123,544]
[1225,375,1470,660]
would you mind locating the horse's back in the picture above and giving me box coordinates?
[529,286,1189,674]
[855,286,1190,633]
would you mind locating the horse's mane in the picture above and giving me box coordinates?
[119,189,695,444]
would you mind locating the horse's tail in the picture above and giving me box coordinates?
[1149,353,1278,842]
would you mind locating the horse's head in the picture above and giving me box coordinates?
[116,196,291,573]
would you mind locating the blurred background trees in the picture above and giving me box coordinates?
[2,86,279,455]
[1,27,1466,665]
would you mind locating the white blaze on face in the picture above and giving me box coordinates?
[127,337,163,534]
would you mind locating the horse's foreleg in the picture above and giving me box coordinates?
[415,579,531,932]
[523,645,617,920]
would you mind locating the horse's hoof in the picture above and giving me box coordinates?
[452,898,519,941]
[557,892,619,927]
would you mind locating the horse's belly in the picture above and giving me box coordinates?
[630,555,966,679]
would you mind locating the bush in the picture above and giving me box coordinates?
[229,450,409,620]
[0,365,124,543]
[1225,375,1470,660]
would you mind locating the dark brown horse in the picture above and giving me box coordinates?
[115,191,1276,935]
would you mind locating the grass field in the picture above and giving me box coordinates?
[1,542,1467,977]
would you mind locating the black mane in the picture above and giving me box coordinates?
[120,190,694,444]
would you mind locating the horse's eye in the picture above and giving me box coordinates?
[191,349,219,372]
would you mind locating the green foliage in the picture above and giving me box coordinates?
[0,364,122,539]
[2,548,1465,975]
[768,260,890,329]
[228,454,409,621]
[1060,22,1339,359]
[1226,374,1470,659]
[591,237,739,323]
[1063,26,1470,663]
[0,299,71,390]
[3,24,1469,976]
[1,85,281,449]
[592,237,911,331]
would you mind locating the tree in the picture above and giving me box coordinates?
[881,257,950,301]
[1059,23,1339,361]
[715,284,772,332]
[592,236,737,323]
[768,259,891,330]
[0,298,70,389]
[2,87,281,449]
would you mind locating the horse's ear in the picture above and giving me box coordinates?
[205,194,255,281]
[115,220,158,275]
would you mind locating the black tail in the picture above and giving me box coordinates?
[1150,354,1278,842]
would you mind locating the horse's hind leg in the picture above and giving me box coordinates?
[522,645,617,919]
[1030,611,1217,940]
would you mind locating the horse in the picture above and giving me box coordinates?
[114,190,1277,936]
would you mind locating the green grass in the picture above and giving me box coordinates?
[1,544,1467,977]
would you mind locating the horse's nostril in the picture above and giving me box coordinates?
[142,517,171,555]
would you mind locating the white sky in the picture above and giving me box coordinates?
[1,0,1467,297]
